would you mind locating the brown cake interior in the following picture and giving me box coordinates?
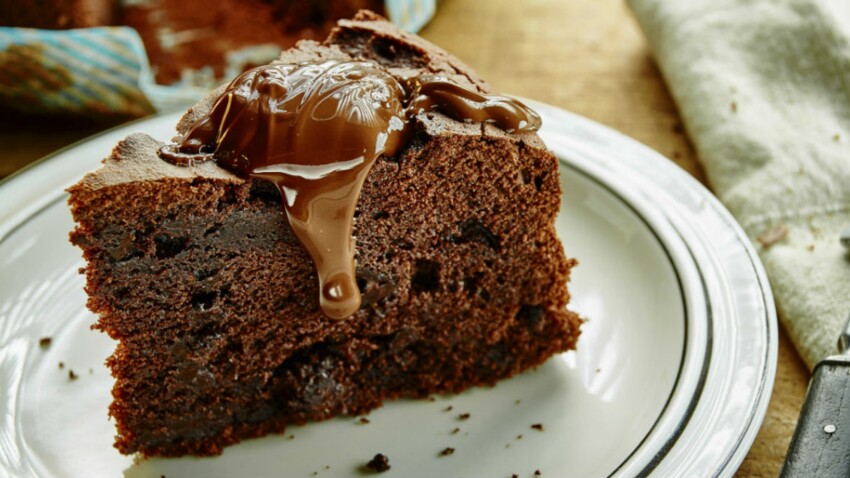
[68,12,581,457]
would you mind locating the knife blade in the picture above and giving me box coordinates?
[780,228,850,477]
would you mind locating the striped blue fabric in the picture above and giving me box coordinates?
[0,27,155,116]
[385,0,436,33]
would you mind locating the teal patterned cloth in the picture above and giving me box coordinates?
[0,27,156,116]
[386,0,436,33]
[0,0,436,117]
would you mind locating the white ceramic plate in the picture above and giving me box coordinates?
[0,102,776,478]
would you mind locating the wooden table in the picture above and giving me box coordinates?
[0,0,810,475]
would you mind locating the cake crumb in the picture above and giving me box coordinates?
[427,396,436,402]
[516,434,523,440]
[807,244,815,251]
[58,362,64,369]
[534,470,542,476]
[359,417,370,424]
[68,370,78,381]
[443,405,453,412]
[439,447,455,456]
[834,133,841,142]
[365,453,390,472]
[505,443,511,448]
[457,413,470,421]
[730,101,737,113]
[531,423,544,431]
[450,427,460,435]
[287,434,295,440]
[512,475,518,478]
[39,337,52,349]
[514,399,521,405]
[310,472,318,477]
[757,225,788,248]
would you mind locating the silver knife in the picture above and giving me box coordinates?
[781,228,850,477]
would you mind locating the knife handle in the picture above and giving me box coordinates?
[781,355,850,477]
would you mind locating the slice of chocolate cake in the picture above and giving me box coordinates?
[68,11,581,457]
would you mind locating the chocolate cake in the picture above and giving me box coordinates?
[0,0,116,29]
[68,12,581,457]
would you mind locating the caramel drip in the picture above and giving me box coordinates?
[160,60,541,320]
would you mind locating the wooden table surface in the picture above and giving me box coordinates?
[0,0,811,476]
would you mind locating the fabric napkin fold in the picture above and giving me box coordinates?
[628,0,850,369]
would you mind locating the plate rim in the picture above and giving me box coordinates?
[529,99,776,477]
[555,159,708,477]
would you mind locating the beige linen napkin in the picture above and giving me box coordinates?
[628,0,850,369]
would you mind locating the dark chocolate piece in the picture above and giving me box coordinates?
[365,453,390,472]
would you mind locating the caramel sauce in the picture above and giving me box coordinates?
[160,59,541,319]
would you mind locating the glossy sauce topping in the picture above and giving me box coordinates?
[406,75,541,133]
[160,59,541,320]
